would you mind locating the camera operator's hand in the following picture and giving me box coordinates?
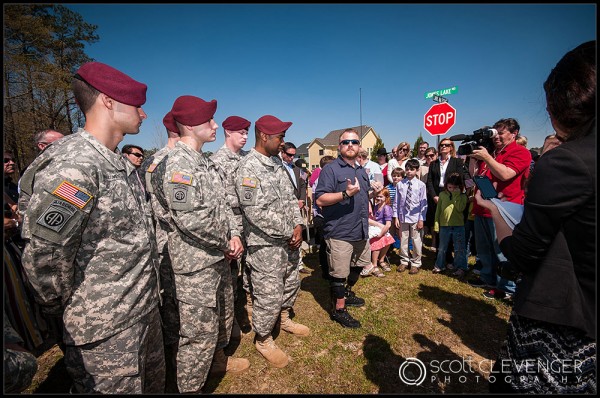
[470,146,493,163]
[474,189,502,211]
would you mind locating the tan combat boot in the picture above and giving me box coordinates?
[279,308,310,336]
[255,334,289,368]
[209,348,250,376]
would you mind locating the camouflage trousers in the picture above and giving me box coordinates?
[241,251,252,294]
[158,251,180,346]
[4,348,38,393]
[174,260,232,393]
[246,243,300,337]
[65,306,165,394]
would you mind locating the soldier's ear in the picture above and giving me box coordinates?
[99,93,114,110]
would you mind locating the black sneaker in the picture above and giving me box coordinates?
[344,290,365,307]
[467,277,492,288]
[483,289,513,301]
[330,308,361,328]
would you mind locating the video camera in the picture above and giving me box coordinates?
[449,127,498,156]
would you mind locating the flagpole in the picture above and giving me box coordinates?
[359,88,363,136]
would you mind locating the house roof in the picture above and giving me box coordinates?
[319,125,373,146]
[296,143,309,156]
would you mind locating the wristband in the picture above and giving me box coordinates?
[342,191,349,200]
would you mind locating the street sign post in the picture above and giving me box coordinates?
[432,94,448,103]
[425,86,458,100]
[424,102,456,136]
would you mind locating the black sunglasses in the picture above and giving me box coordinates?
[340,139,360,146]
[4,158,14,163]
[439,143,452,148]
[283,151,296,157]
[129,152,144,158]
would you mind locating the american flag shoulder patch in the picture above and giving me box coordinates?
[52,181,93,209]
[241,177,257,188]
[171,172,193,185]
[146,163,157,173]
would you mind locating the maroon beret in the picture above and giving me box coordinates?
[162,111,179,133]
[75,62,147,107]
[171,95,217,126]
[255,115,293,135]
[222,116,251,131]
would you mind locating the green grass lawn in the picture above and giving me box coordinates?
[26,237,512,394]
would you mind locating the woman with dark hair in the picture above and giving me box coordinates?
[476,40,596,393]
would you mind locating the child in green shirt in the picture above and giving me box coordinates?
[433,173,468,277]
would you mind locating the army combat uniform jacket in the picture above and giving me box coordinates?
[142,146,173,255]
[151,141,241,274]
[234,148,304,245]
[19,129,160,346]
[210,145,248,234]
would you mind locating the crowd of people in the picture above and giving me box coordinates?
[3,40,596,394]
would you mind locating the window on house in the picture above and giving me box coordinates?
[319,149,324,155]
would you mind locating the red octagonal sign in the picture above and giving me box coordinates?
[423,102,456,136]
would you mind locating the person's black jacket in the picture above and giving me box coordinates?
[500,127,596,338]
[285,164,307,203]
[426,157,469,198]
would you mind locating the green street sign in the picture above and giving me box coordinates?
[425,86,458,99]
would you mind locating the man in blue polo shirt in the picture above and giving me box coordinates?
[315,128,378,328]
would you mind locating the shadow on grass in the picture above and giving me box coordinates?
[412,333,491,393]
[362,333,413,393]
[298,252,333,315]
[417,284,508,359]
[363,333,491,394]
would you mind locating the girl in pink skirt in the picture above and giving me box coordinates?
[362,188,396,277]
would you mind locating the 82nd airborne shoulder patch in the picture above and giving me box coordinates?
[36,200,77,233]
[239,176,259,205]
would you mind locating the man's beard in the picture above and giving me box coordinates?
[342,150,357,160]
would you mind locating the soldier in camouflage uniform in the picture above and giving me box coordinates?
[210,115,251,342]
[18,62,164,393]
[141,110,181,393]
[233,115,310,369]
[4,311,38,393]
[151,95,249,393]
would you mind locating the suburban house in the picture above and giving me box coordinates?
[295,143,309,160]
[307,125,379,170]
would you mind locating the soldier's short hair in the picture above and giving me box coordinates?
[72,78,100,114]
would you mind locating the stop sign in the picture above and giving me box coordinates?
[423,102,456,136]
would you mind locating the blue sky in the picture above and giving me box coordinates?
[65,4,596,153]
